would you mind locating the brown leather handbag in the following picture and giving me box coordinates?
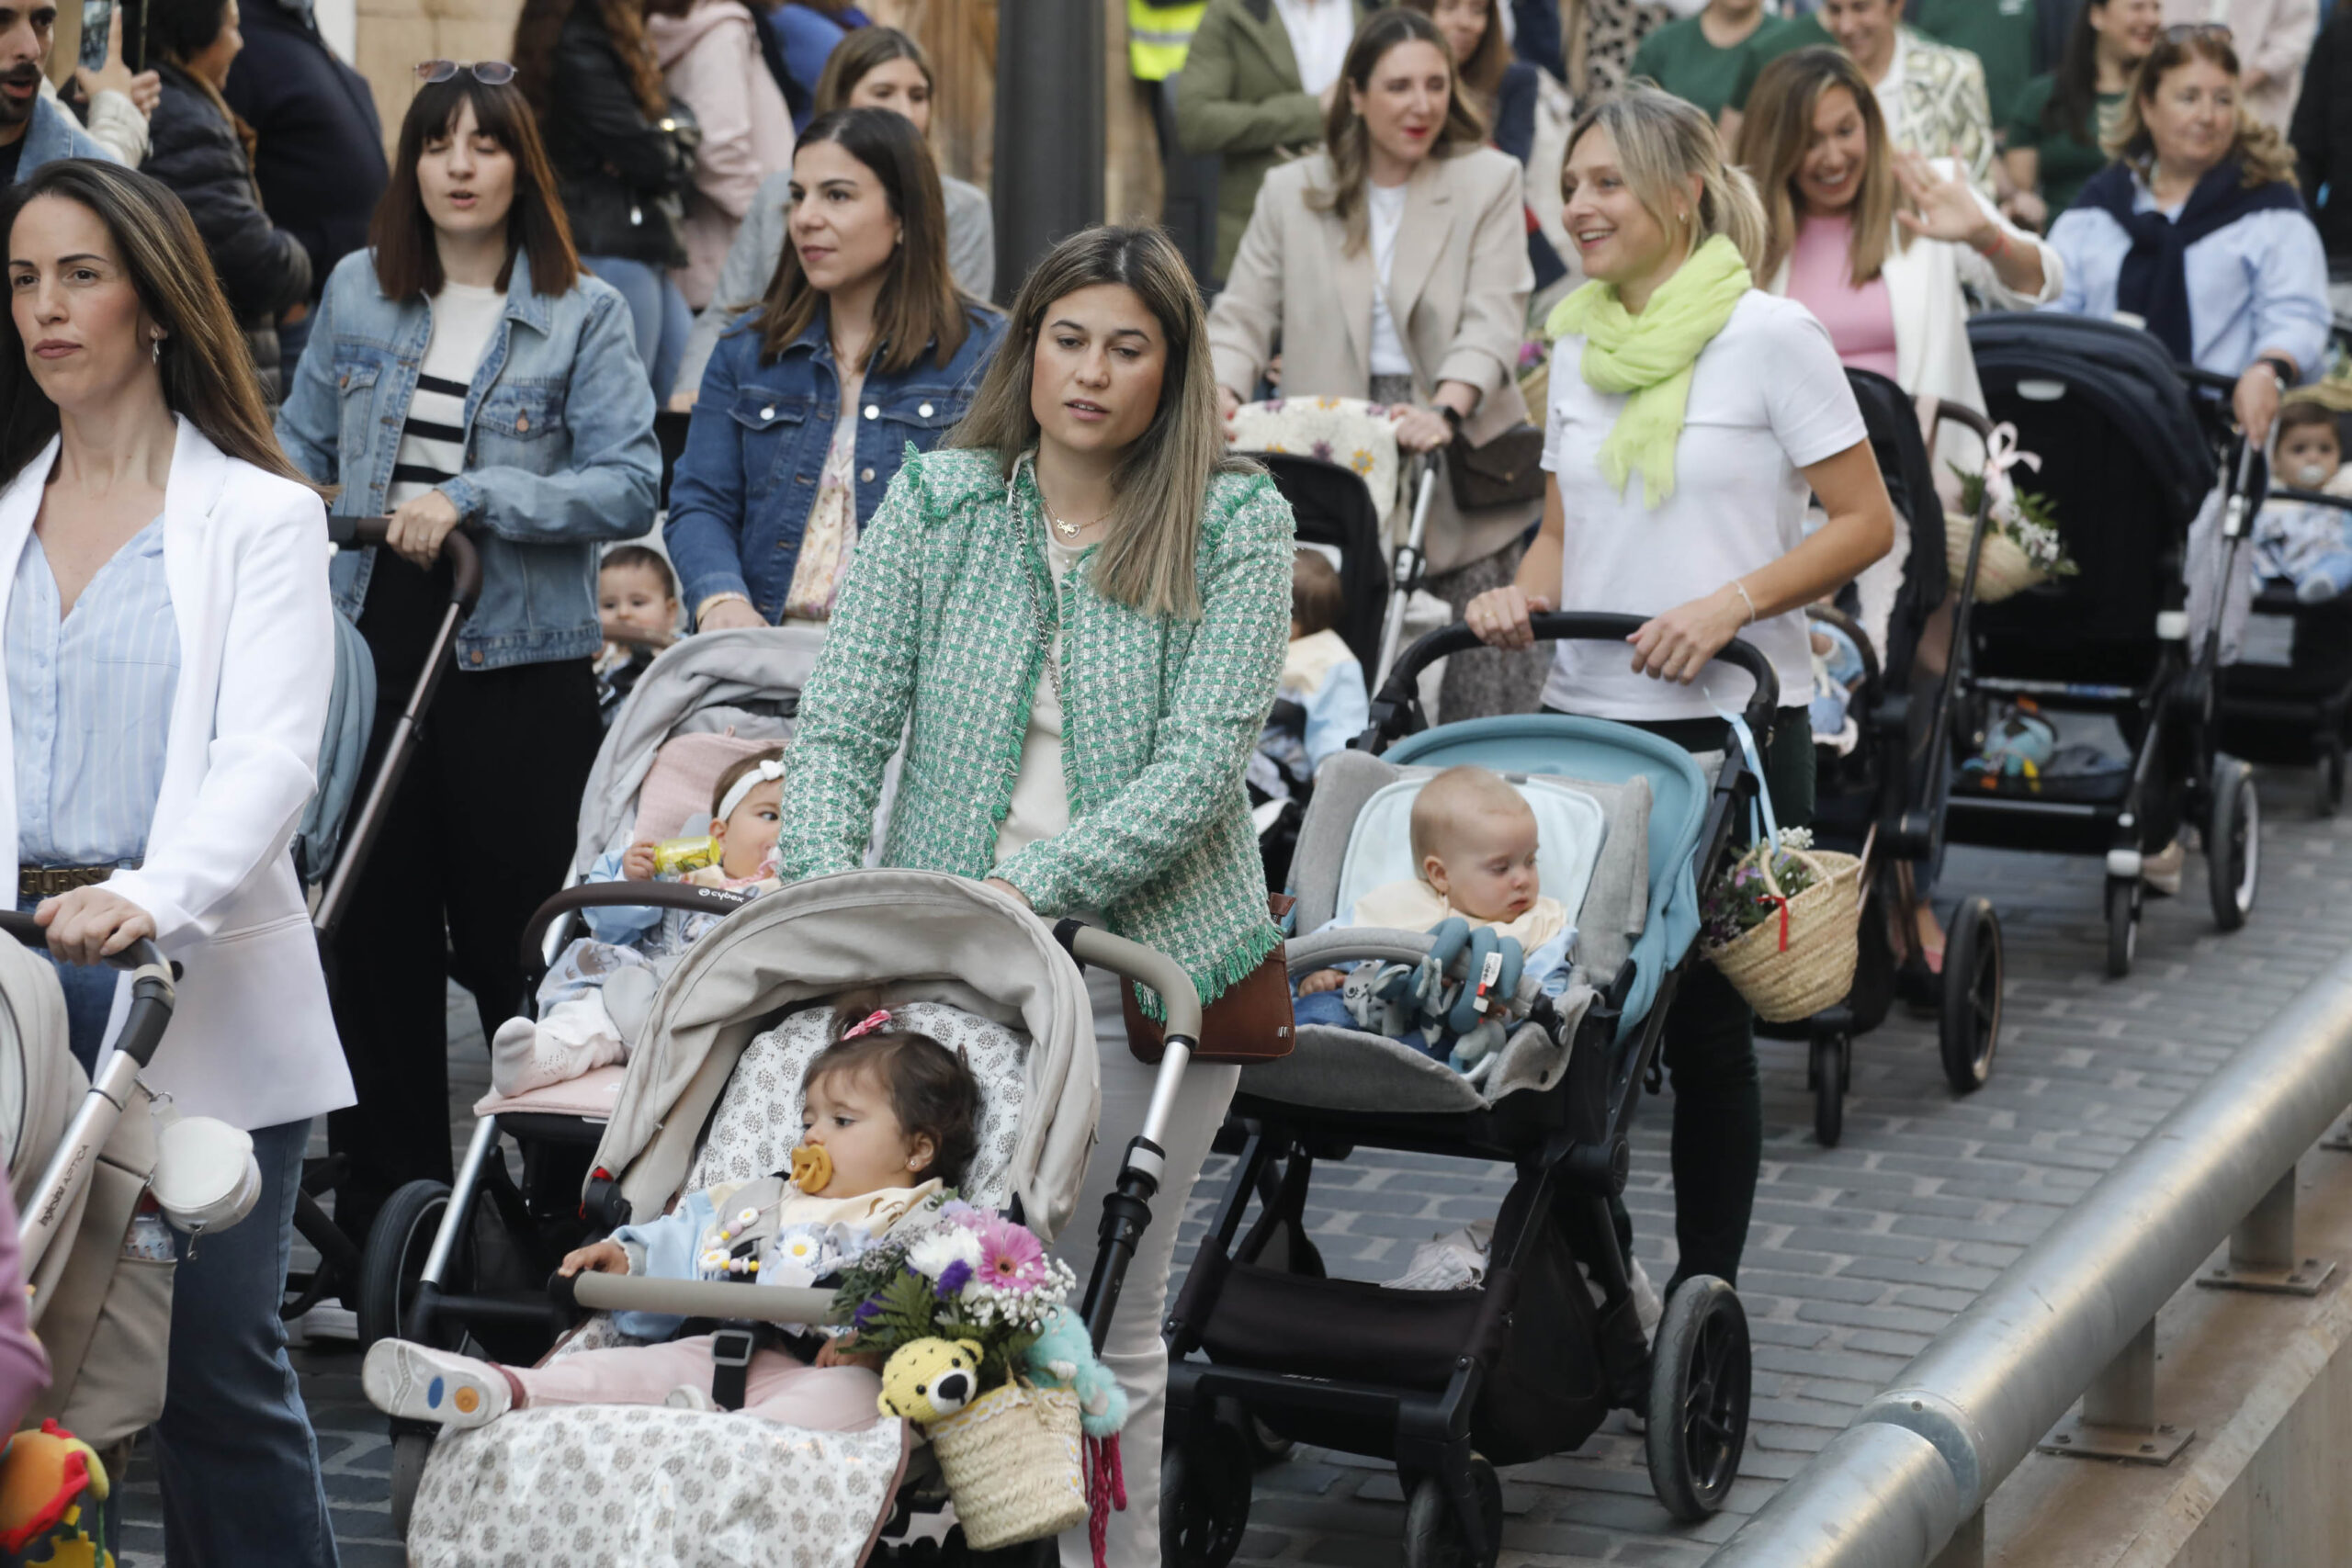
[1122,896,1297,1065]
[1448,423,1547,511]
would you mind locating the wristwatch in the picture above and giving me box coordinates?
[2256,354,2299,389]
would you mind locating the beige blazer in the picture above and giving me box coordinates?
[1207,147,1540,575]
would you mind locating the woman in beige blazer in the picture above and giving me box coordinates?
[1208,6,1544,717]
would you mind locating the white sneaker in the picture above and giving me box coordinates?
[1630,1258,1665,1337]
[2143,839,2185,897]
[663,1382,719,1413]
[363,1338,511,1429]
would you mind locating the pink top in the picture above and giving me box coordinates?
[0,1180,51,1435]
[1784,214,1901,380]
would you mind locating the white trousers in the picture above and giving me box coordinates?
[1052,963,1240,1568]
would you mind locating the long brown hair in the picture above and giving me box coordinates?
[0,161,323,493]
[813,24,934,116]
[752,108,968,374]
[1737,48,1905,285]
[1396,0,1510,101]
[948,226,1252,622]
[2107,29,2297,188]
[371,75,582,300]
[514,0,670,123]
[1312,7,1487,251]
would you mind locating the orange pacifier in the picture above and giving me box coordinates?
[789,1143,833,1194]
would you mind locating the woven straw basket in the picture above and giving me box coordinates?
[930,1382,1088,1550]
[1945,520,2048,604]
[1702,847,1864,1023]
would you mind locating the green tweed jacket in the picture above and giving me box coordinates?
[775,445,1296,1007]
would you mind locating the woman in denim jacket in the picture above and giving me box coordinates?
[665,107,1003,630]
[277,66,662,1248]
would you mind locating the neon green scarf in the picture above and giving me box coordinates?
[1545,233,1753,508]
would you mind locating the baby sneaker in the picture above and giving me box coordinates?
[363,1338,511,1429]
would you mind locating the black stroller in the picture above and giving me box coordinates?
[1163,617,1781,1568]
[1768,370,2006,1146]
[1954,313,2260,976]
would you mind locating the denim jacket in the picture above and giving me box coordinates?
[277,249,662,670]
[662,301,1005,620]
[15,94,114,180]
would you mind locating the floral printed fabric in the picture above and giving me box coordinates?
[781,413,862,622]
[1227,397,1404,522]
[407,1404,908,1568]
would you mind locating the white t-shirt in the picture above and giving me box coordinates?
[993,536,1085,866]
[388,281,505,508]
[1538,291,1867,721]
[1273,0,1354,96]
[1366,182,1413,378]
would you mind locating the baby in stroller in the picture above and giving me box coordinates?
[2254,400,2352,603]
[368,997,979,1431]
[491,746,790,1096]
[1294,766,1577,1073]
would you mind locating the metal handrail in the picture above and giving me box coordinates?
[1708,957,2352,1566]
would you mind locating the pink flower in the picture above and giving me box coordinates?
[976,1217,1047,1287]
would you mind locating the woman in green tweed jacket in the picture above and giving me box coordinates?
[775,225,1294,1568]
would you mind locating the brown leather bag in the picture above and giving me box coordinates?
[1448,423,1547,511]
[1122,896,1297,1065]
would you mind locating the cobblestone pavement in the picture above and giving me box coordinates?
[115,772,2352,1566]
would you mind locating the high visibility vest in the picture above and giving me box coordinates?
[1128,0,1206,80]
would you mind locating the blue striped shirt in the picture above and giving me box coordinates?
[8,518,179,866]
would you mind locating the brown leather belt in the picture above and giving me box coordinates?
[17,864,129,900]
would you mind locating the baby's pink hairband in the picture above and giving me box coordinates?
[842,1009,893,1041]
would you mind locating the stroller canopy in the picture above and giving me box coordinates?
[588,870,1102,1241]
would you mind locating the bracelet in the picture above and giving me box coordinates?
[2256,354,2299,389]
[1973,226,2010,261]
[1728,580,1757,625]
[695,591,753,624]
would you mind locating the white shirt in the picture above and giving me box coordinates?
[1366,181,1413,378]
[1273,0,1354,96]
[1538,292,1868,720]
[1874,28,1909,150]
[388,282,505,507]
[993,536,1085,866]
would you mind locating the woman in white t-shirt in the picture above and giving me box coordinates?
[1206,6,1544,717]
[1470,85,1894,1300]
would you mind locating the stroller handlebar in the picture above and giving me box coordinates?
[555,1267,835,1326]
[0,909,175,1068]
[517,881,759,970]
[1370,613,1781,740]
[1054,921,1204,1045]
[328,514,484,616]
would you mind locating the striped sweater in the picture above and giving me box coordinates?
[776,445,1295,1006]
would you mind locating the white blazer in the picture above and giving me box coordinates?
[0,420,354,1131]
[1768,164,2064,472]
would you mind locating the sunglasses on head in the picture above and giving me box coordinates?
[2162,23,2233,42]
[415,60,517,85]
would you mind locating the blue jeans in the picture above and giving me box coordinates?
[580,254,691,402]
[24,903,340,1565]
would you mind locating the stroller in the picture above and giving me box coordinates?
[351,626,827,1355]
[1955,313,2261,976]
[2217,462,2352,816]
[1160,615,1778,1568]
[1770,371,2007,1146]
[390,870,1203,1565]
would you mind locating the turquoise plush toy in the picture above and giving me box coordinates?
[1023,1306,1128,1437]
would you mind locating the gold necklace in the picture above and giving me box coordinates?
[1038,479,1110,542]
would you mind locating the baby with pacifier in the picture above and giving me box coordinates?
[490,746,791,1097]
[365,998,981,1431]
[1294,766,1575,1071]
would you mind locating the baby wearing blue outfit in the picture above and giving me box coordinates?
[1295,766,1574,1065]
[2254,402,2352,604]
[1255,551,1373,803]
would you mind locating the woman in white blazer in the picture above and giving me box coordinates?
[1206,6,1543,718]
[0,158,347,1565]
[1736,45,2062,479]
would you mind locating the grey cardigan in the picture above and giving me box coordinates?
[673,166,995,400]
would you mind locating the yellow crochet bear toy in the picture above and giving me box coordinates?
[876,1337,983,1426]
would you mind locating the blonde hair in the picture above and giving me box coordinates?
[1736,48,1909,286]
[1409,766,1532,874]
[947,226,1252,621]
[1566,85,1770,278]
[2106,29,2298,188]
[1311,8,1488,254]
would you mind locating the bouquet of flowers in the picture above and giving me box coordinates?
[828,1199,1078,1389]
[1701,828,1820,950]
[1949,432,2076,602]
[1698,827,1862,1024]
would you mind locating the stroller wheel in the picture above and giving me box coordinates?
[1645,1277,1751,1522]
[389,1427,435,1538]
[356,1179,452,1349]
[1938,898,2003,1095]
[1161,1419,1252,1568]
[2316,738,2345,819]
[2104,877,2139,979]
[1809,1036,1846,1148]
[1401,1455,1502,1568]
[2207,758,2259,932]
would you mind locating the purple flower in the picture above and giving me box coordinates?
[854,1298,882,1325]
[933,1258,974,1298]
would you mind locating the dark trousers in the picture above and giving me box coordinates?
[1555,705,1815,1295]
[327,556,603,1247]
